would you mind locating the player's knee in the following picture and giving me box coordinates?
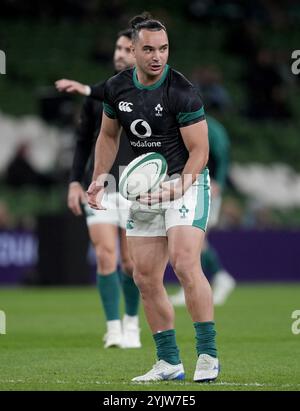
[133,270,158,296]
[133,270,147,290]
[170,252,197,284]
[94,244,117,273]
[169,251,190,274]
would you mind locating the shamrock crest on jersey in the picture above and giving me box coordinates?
[155,104,163,117]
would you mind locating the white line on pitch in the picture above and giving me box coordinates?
[1,379,300,388]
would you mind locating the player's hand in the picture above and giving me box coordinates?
[55,79,90,96]
[86,181,106,210]
[138,181,184,206]
[67,182,87,216]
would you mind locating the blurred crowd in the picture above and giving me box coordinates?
[0,0,299,230]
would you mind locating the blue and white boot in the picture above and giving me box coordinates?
[132,360,185,382]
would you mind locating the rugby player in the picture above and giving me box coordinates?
[87,14,220,382]
[55,29,141,349]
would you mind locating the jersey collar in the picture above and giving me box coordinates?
[133,65,169,90]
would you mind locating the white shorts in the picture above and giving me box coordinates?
[83,192,131,229]
[126,168,211,237]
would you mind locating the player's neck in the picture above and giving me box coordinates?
[135,67,165,87]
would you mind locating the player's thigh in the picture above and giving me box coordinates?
[166,170,210,266]
[127,236,168,277]
[167,225,205,271]
[88,223,118,263]
[119,228,133,275]
[119,228,130,260]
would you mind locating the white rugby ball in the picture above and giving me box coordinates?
[119,152,168,201]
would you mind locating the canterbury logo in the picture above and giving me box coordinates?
[118,101,133,112]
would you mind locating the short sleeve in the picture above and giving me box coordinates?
[103,79,118,119]
[89,81,106,101]
[173,83,205,128]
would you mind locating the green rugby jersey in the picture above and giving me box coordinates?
[103,64,206,176]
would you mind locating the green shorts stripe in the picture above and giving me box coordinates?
[192,168,211,232]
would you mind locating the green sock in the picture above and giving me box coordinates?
[119,271,140,317]
[201,246,222,282]
[96,271,120,321]
[194,321,217,358]
[153,329,181,365]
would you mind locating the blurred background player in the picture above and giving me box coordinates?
[55,29,141,349]
[170,115,236,306]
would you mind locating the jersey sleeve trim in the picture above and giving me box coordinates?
[176,106,205,126]
[103,102,117,119]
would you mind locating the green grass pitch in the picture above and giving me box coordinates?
[0,284,300,391]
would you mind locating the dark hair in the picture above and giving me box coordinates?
[117,28,133,41]
[129,12,167,42]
